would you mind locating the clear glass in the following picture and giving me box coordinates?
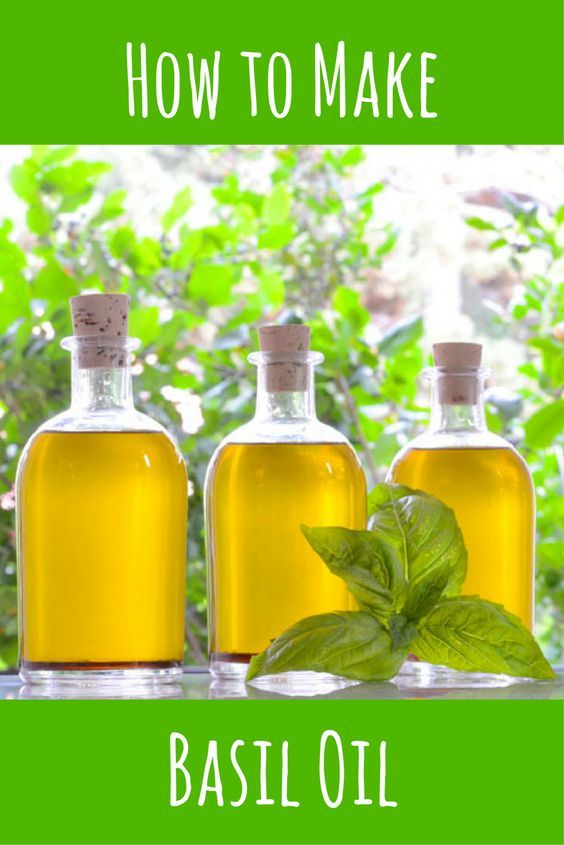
[388,366,535,629]
[16,335,188,685]
[205,350,367,677]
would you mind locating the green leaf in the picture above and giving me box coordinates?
[340,145,364,167]
[524,400,564,448]
[41,160,111,211]
[161,188,193,233]
[332,286,370,333]
[465,217,497,231]
[412,597,555,679]
[129,237,162,276]
[26,204,51,236]
[301,526,407,622]
[108,226,136,259]
[189,264,235,306]
[263,184,292,226]
[377,315,423,356]
[34,260,78,300]
[247,611,408,683]
[368,483,467,620]
[11,162,39,203]
[375,226,398,257]
[389,614,419,649]
[171,230,203,269]
[359,181,384,200]
[488,237,507,251]
[42,146,79,166]
[258,222,295,249]
[91,190,127,225]
[0,272,31,331]
[256,269,285,310]
[129,306,160,344]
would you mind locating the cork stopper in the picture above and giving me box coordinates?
[70,294,130,368]
[432,342,482,404]
[258,324,311,391]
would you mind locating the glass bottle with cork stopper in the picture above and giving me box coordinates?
[388,342,535,628]
[204,324,367,677]
[16,293,188,684]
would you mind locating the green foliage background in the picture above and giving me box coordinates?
[0,145,562,668]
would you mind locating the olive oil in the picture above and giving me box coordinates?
[205,324,367,675]
[18,430,187,667]
[389,446,534,626]
[17,294,188,682]
[207,441,366,660]
[388,342,534,630]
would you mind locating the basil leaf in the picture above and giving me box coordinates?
[412,596,556,680]
[301,526,407,622]
[389,614,419,649]
[246,611,409,683]
[368,483,467,619]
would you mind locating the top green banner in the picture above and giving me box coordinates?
[0,0,563,143]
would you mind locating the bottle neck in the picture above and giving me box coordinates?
[254,364,317,422]
[429,373,486,433]
[70,356,134,413]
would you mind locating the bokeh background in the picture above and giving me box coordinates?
[0,144,562,668]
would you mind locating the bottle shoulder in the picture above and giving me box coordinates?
[31,406,167,436]
[17,408,185,476]
[395,428,516,452]
[205,419,363,487]
[218,417,351,447]
[389,430,532,481]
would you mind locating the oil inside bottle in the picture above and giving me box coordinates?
[18,430,187,668]
[207,441,366,661]
[389,445,534,627]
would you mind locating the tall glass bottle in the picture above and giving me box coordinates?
[17,294,188,683]
[205,325,367,676]
[388,342,534,628]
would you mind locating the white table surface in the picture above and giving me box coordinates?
[1,667,562,700]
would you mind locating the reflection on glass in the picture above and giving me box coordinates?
[18,682,184,700]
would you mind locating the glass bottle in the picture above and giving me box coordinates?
[388,342,535,628]
[16,294,188,683]
[205,324,367,677]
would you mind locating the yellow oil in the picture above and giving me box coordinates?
[17,430,187,667]
[206,442,367,659]
[389,446,534,628]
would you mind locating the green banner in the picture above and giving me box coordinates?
[0,0,562,143]
[0,700,561,844]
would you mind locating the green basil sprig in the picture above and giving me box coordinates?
[247,483,555,683]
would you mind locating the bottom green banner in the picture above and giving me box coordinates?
[0,700,561,845]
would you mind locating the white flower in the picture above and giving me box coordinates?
[161,386,204,434]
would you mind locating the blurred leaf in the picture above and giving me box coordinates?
[340,145,364,167]
[263,184,292,226]
[524,400,564,448]
[258,223,295,249]
[189,264,235,306]
[34,260,79,300]
[488,237,508,251]
[108,226,136,259]
[332,286,370,334]
[43,146,79,166]
[376,226,398,257]
[466,217,497,231]
[378,316,423,356]
[11,161,39,203]
[130,306,161,344]
[162,188,193,233]
[91,190,127,226]
[256,269,285,310]
[26,204,51,236]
